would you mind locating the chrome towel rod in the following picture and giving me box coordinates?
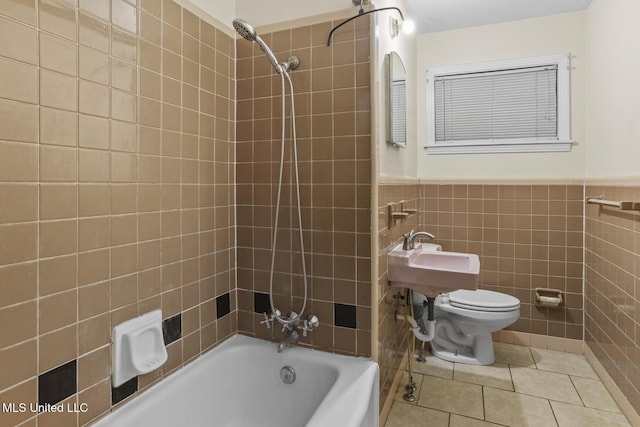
[586,196,640,211]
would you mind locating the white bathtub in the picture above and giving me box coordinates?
[92,334,379,427]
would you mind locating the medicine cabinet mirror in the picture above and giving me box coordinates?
[386,51,407,148]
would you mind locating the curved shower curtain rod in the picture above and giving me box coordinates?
[327,5,404,46]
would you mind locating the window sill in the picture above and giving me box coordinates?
[425,141,574,155]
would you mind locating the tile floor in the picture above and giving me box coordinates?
[385,343,631,427]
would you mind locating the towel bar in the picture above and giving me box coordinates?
[586,196,639,211]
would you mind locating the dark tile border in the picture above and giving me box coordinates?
[253,292,270,314]
[38,359,77,406]
[335,303,357,329]
[162,313,182,345]
[112,376,138,405]
[216,292,230,319]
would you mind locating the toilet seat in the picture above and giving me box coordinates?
[447,289,519,312]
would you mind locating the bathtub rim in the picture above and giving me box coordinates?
[91,333,379,427]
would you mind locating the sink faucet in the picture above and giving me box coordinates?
[277,328,300,353]
[403,230,436,250]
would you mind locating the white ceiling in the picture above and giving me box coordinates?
[406,0,593,34]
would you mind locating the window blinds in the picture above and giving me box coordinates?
[433,65,558,143]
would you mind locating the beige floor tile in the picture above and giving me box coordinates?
[385,401,449,427]
[484,387,558,427]
[387,344,627,427]
[570,376,621,413]
[494,342,536,367]
[394,371,424,405]
[454,362,514,391]
[450,414,503,427]
[531,348,598,379]
[417,375,484,420]
[413,352,454,379]
[511,367,582,405]
[551,401,631,427]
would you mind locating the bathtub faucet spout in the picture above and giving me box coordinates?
[278,328,299,353]
[275,313,319,352]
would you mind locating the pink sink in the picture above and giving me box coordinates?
[387,244,480,297]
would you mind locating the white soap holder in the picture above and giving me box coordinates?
[112,310,168,387]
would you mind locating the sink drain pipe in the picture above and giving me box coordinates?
[409,291,436,342]
[395,289,437,402]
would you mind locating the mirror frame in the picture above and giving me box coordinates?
[386,51,407,148]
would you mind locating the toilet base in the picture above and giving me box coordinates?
[431,333,496,365]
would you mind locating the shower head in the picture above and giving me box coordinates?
[233,18,280,72]
[233,19,256,42]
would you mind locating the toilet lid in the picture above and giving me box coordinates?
[448,289,520,312]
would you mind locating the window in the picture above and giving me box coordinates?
[426,54,572,154]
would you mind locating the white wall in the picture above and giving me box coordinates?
[585,0,640,178]
[373,0,418,180]
[416,12,586,180]
[235,0,353,28]
[184,0,236,31]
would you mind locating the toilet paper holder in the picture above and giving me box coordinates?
[535,288,563,308]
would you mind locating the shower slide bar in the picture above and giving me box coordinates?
[586,196,640,211]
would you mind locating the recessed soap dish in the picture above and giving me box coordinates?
[112,310,168,387]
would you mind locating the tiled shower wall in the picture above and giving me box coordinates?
[0,1,235,425]
[585,184,640,414]
[420,183,584,340]
[235,18,373,355]
[377,183,420,411]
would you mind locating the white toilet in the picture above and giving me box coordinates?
[430,289,520,365]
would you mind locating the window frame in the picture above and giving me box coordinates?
[425,54,572,154]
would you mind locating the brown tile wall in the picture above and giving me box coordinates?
[585,184,640,414]
[378,182,587,416]
[235,17,373,356]
[0,0,235,425]
[420,184,584,339]
[377,183,420,410]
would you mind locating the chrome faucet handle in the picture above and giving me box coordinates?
[260,312,273,328]
[403,229,416,239]
[402,230,416,247]
[306,314,319,329]
[402,229,415,250]
[260,309,281,329]
[301,314,320,337]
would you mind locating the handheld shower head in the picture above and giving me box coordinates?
[232,19,256,42]
[233,18,280,72]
